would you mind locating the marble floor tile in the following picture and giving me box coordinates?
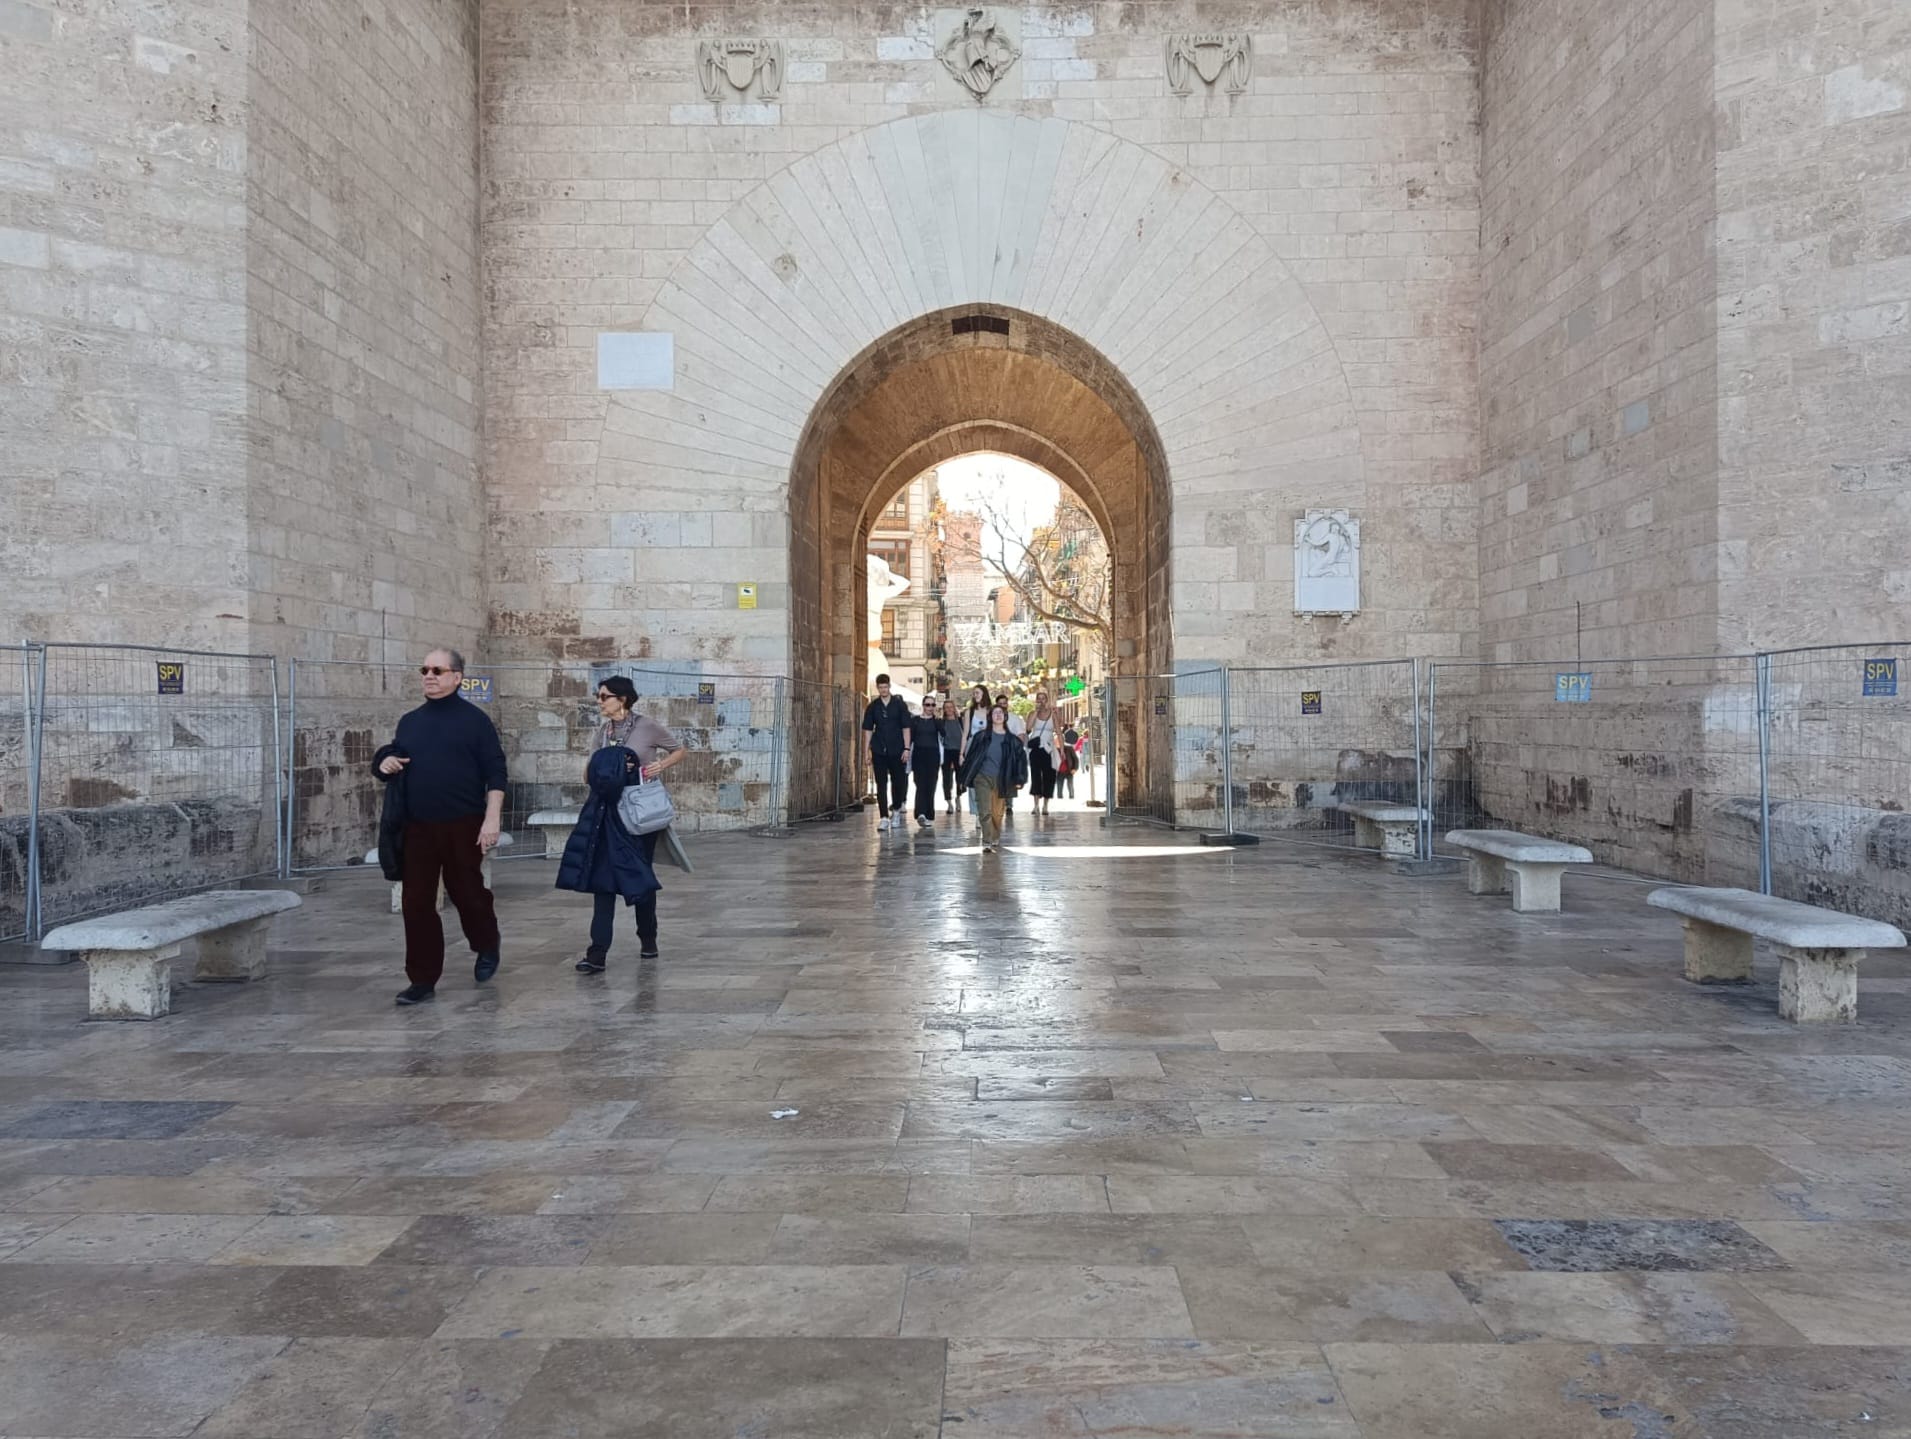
[703,1173,910,1212]
[349,1337,552,1439]
[1739,1219,1911,1270]
[5,1211,264,1264]
[1178,1266,1493,1342]
[436,1264,910,1338]
[906,1174,1110,1213]
[495,1338,946,1438]
[1459,1271,1808,1344]
[234,1263,482,1337]
[372,1214,608,1266]
[898,1263,1196,1338]
[1324,1341,1689,1438]
[1493,1218,1789,1273]
[0,1099,233,1140]
[584,1211,783,1264]
[1634,1345,1911,1437]
[0,1334,288,1438]
[942,1337,1360,1438]
[197,1336,414,1438]
[210,1214,417,1266]
[1239,1215,1530,1271]
[771,1212,973,1264]
[1738,1270,1911,1345]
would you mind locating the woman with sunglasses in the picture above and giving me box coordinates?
[565,676,686,972]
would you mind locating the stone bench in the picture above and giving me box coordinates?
[526,810,577,858]
[40,889,304,1020]
[1332,801,1428,858]
[1446,829,1594,913]
[363,832,510,914]
[1647,886,1907,1023]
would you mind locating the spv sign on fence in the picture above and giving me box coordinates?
[1555,672,1593,703]
[1865,658,1898,697]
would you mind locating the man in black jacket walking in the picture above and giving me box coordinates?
[862,673,910,832]
[372,647,507,1005]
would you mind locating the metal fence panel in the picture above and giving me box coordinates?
[288,660,795,871]
[0,646,35,941]
[31,644,281,930]
[1227,660,1420,852]
[1427,655,1762,884]
[1762,642,1911,926]
[1107,668,1226,828]
[786,678,861,824]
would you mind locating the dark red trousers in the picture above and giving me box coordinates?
[401,814,500,987]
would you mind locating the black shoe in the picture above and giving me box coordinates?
[639,944,660,959]
[395,984,435,1006]
[474,950,500,983]
[575,947,606,974]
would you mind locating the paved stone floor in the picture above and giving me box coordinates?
[3,813,1911,1437]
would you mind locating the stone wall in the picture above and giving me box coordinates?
[244,0,485,663]
[1714,0,1911,652]
[0,0,251,648]
[480,0,1483,675]
[1476,0,1720,665]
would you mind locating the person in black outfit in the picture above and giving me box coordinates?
[908,696,946,830]
[862,673,910,832]
[938,698,964,815]
[372,647,506,1005]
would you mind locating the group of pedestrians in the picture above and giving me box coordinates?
[862,675,1085,853]
[374,648,685,1005]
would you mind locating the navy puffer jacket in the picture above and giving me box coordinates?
[555,746,660,904]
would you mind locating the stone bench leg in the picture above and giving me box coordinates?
[194,917,272,982]
[1377,823,1417,859]
[1681,917,1753,984]
[1778,945,1861,1023]
[1507,862,1568,914]
[535,826,569,859]
[1353,816,1380,850]
[1465,853,1509,895]
[83,944,180,1020]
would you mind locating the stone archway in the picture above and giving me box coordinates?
[594,109,1364,680]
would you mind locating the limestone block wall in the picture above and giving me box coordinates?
[480,0,1482,675]
[244,0,485,663]
[1714,0,1911,652]
[0,0,251,648]
[1476,0,1721,666]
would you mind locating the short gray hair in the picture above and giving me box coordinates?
[425,646,467,672]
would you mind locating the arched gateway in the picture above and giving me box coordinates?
[592,110,1366,692]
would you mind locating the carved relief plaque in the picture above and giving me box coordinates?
[1166,33,1252,96]
[1294,508,1360,616]
[697,38,784,102]
[938,7,1021,99]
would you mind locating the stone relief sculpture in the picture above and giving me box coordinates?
[697,38,783,102]
[1166,33,1252,96]
[1294,508,1361,616]
[939,7,1021,98]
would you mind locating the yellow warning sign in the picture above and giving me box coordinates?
[737,583,758,610]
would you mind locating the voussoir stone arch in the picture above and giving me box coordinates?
[597,109,1365,672]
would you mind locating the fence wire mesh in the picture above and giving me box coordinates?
[785,678,862,824]
[1107,669,1226,828]
[288,660,795,871]
[0,647,35,941]
[31,644,281,930]
[1228,660,1421,852]
[1763,643,1911,927]
[1427,655,1763,884]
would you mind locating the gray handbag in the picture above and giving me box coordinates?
[617,774,676,835]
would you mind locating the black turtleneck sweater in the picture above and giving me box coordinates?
[383,693,508,822]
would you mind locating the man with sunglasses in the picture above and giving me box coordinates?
[372,647,507,1005]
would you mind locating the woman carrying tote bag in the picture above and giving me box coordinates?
[559,676,686,973]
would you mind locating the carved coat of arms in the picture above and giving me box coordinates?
[1166,33,1252,96]
[697,38,783,102]
[939,7,1020,98]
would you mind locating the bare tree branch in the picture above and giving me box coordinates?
[945,494,1113,666]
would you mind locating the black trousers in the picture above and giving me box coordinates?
[1029,747,1057,799]
[872,755,908,816]
[912,761,942,821]
[589,830,660,952]
[941,758,959,805]
[401,814,500,988]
